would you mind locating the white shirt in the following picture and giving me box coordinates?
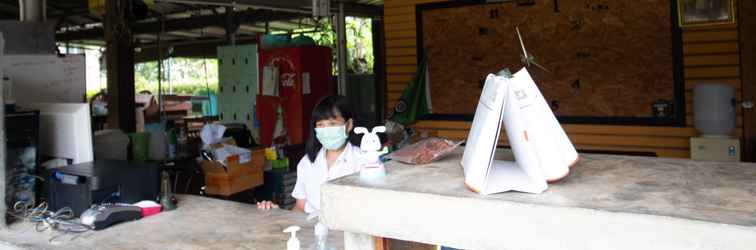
[291,142,362,214]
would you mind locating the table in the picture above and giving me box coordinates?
[321,148,756,250]
[0,195,342,250]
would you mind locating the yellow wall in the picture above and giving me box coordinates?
[383,0,742,158]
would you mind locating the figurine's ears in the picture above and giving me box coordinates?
[354,127,369,135]
[371,126,386,134]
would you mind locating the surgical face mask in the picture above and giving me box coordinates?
[315,125,348,150]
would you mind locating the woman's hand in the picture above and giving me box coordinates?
[256,200,279,210]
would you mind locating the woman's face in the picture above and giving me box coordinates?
[315,115,353,131]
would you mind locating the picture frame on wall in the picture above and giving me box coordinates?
[678,0,737,27]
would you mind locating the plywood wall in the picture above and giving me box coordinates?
[384,0,742,158]
[421,1,677,118]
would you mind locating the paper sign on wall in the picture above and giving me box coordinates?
[262,65,279,96]
[462,68,579,194]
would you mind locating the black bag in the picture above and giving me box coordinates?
[223,123,257,148]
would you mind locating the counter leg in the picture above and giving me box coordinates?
[344,232,376,250]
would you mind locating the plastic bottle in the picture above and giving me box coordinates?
[160,171,176,211]
[283,226,301,250]
[312,222,329,250]
[307,212,334,250]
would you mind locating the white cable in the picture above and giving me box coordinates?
[7,201,92,242]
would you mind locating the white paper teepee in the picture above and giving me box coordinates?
[462,68,579,194]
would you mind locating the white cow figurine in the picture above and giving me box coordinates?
[355,126,386,180]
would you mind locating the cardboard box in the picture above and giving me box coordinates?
[202,147,265,196]
[690,137,740,162]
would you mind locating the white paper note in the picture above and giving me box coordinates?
[262,65,279,96]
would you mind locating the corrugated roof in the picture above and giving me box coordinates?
[0,0,382,47]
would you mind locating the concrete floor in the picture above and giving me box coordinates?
[0,195,342,250]
[322,148,756,250]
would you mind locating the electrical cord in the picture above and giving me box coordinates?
[8,200,93,243]
[9,200,48,222]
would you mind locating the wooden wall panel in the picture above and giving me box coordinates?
[682,42,739,54]
[682,30,738,42]
[386,38,417,48]
[684,54,739,67]
[386,56,417,65]
[684,66,740,78]
[382,0,744,158]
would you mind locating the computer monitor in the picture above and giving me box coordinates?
[30,103,94,164]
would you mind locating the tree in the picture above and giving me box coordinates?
[135,61,159,83]
[134,58,219,96]
[309,17,374,74]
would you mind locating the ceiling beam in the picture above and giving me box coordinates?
[56,9,308,41]
[134,36,258,62]
[155,0,381,18]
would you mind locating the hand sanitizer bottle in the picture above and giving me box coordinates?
[283,226,301,250]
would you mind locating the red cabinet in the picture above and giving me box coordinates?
[256,46,335,146]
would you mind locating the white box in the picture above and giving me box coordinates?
[690,137,740,162]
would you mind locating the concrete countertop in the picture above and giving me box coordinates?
[321,148,756,250]
[0,195,342,250]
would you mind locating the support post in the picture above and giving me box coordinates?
[741,0,756,161]
[371,18,386,122]
[104,0,136,132]
[0,46,5,227]
[19,0,46,21]
[344,232,376,250]
[224,6,239,45]
[336,2,348,95]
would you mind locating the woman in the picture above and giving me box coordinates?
[257,95,362,214]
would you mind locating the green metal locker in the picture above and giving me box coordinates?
[217,44,259,141]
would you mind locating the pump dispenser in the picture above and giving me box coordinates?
[283,226,301,250]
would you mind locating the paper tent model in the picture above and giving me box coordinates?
[461,68,580,194]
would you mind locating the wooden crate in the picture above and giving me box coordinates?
[202,148,265,196]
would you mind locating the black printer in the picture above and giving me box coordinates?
[45,161,160,216]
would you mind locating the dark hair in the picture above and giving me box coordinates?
[305,95,355,163]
